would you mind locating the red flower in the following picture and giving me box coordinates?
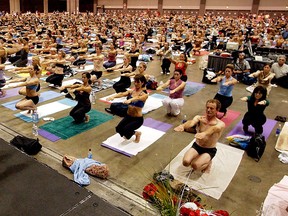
[180,207,201,216]
[142,183,158,200]
[213,210,230,216]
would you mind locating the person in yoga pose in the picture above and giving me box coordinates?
[174,99,225,173]
[8,56,42,95]
[12,66,40,113]
[0,44,23,64]
[0,64,6,97]
[59,72,92,123]
[106,74,148,143]
[109,55,133,93]
[211,64,238,118]
[85,45,105,86]
[156,69,186,116]
[241,86,269,135]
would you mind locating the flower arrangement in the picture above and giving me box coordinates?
[142,171,229,216]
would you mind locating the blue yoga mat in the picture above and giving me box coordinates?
[2,91,62,111]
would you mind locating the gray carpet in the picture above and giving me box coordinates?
[0,138,129,216]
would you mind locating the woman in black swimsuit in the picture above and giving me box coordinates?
[107,74,148,143]
[60,72,92,123]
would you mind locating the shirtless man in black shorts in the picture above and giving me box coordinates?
[174,99,225,173]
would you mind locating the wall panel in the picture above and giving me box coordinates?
[163,0,200,9]
[98,0,123,9]
[127,0,158,9]
[259,0,288,10]
[206,0,252,10]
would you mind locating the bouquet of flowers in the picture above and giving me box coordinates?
[142,171,229,216]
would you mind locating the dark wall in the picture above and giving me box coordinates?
[20,0,44,13]
[48,0,67,12]
[79,0,94,12]
[0,0,10,13]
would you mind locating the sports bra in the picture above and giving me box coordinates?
[27,84,38,91]
[127,91,146,108]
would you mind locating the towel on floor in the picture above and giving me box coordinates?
[262,175,288,215]
[275,122,288,153]
[70,158,105,185]
[166,139,244,199]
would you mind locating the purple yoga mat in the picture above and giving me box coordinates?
[227,118,277,139]
[38,129,61,142]
[0,87,21,100]
[143,118,172,132]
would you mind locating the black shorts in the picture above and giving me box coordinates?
[25,95,39,105]
[90,71,103,79]
[0,79,5,88]
[192,142,217,159]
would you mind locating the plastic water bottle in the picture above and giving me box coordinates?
[88,149,93,159]
[32,124,38,136]
[32,110,39,123]
[182,114,187,124]
[275,123,282,137]
[91,91,96,104]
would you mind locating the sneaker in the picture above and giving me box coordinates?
[166,72,170,75]
[160,71,164,74]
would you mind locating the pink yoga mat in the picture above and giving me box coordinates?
[218,110,241,127]
[0,87,21,100]
[227,119,277,139]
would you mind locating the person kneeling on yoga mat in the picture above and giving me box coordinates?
[174,99,225,173]
[106,74,148,143]
[59,72,92,123]
[12,66,40,113]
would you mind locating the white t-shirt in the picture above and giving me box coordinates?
[271,63,288,79]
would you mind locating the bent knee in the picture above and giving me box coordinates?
[182,159,191,167]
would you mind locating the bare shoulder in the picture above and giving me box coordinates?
[217,118,226,129]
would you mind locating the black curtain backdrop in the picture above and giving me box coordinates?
[79,0,94,12]
[20,0,44,13]
[48,0,67,12]
[0,0,10,13]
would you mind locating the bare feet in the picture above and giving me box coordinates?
[0,90,6,97]
[84,114,90,123]
[134,131,141,143]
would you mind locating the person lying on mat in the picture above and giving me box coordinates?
[174,99,225,173]
[12,66,40,113]
[106,74,148,143]
[156,69,186,117]
[211,64,238,119]
[241,86,269,135]
[59,72,92,123]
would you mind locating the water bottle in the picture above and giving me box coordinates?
[91,91,96,104]
[32,124,38,136]
[182,114,187,124]
[275,123,282,137]
[88,149,93,159]
[32,110,39,123]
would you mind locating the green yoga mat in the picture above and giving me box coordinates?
[40,109,113,139]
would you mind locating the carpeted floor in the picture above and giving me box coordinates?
[0,138,129,216]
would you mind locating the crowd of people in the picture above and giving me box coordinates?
[0,10,287,173]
